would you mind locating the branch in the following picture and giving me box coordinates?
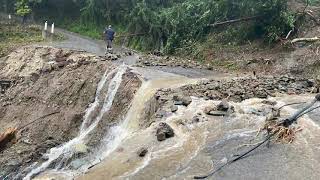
[291,37,320,43]
[305,11,320,25]
[208,16,262,27]
[303,0,309,13]
[116,33,146,38]
[18,111,60,131]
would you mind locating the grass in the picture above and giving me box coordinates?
[0,22,43,57]
[66,23,102,39]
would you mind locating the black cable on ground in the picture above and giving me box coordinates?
[194,94,320,179]
[194,135,273,179]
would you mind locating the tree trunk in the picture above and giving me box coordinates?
[291,37,320,43]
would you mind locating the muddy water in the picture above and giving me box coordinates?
[27,62,320,180]
[30,67,199,180]
[25,65,128,180]
[79,95,320,180]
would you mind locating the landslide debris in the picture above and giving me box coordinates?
[0,46,141,179]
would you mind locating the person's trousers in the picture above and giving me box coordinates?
[107,40,113,49]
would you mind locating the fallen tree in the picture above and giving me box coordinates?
[0,111,59,152]
[194,94,320,179]
[208,16,261,27]
[291,36,320,43]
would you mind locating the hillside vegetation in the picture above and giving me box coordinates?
[1,0,319,61]
[0,22,42,57]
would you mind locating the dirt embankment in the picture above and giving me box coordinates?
[0,46,141,178]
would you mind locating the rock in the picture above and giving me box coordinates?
[73,143,88,154]
[173,95,192,106]
[208,111,228,116]
[137,147,148,157]
[261,100,277,106]
[155,110,166,118]
[156,132,166,141]
[192,116,200,123]
[204,105,217,115]
[70,159,87,169]
[170,105,178,112]
[156,122,174,141]
[143,61,151,66]
[307,79,315,87]
[7,159,22,166]
[217,99,230,111]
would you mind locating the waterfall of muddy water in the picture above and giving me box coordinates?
[78,94,320,180]
[29,70,198,180]
[23,65,127,180]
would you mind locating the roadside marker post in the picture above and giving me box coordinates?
[51,23,55,34]
[42,21,49,39]
[44,21,48,31]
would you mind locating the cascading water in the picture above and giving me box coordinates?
[23,65,127,180]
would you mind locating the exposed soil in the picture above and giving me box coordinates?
[0,46,141,179]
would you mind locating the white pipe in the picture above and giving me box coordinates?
[51,23,55,34]
[8,14,11,20]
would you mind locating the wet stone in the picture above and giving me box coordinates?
[204,105,216,115]
[170,105,178,113]
[208,111,228,116]
[173,95,192,106]
[192,116,200,123]
[156,122,174,141]
[217,100,230,111]
[155,110,167,118]
[70,159,87,170]
[137,147,148,157]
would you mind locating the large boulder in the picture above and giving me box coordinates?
[173,95,192,106]
[156,122,174,141]
[217,99,230,111]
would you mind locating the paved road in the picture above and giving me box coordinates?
[46,29,228,79]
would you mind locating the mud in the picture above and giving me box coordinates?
[0,46,141,179]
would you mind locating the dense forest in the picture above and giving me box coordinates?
[0,0,318,53]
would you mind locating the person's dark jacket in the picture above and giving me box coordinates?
[104,28,115,41]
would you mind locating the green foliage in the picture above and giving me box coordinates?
[5,0,296,54]
[66,22,101,39]
[15,0,31,16]
[125,0,295,53]
[0,22,43,57]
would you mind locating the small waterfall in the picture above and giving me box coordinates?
[23,65,127,180]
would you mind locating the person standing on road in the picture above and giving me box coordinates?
[103,25,115,52]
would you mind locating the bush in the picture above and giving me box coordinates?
[125,0,295,53]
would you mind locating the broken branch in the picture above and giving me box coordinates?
[18,111,60,131]
[208,16,261,27]
[291,37,320,43]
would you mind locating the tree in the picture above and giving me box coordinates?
[15,0,31,17]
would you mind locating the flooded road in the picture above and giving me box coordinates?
[76,95,320,180]
[29,30,320,180]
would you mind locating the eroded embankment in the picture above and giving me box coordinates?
[0,46,141,179]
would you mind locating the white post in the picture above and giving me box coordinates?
[51,23,55,34]
[44,21,48,31]
[8,14,11,20]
